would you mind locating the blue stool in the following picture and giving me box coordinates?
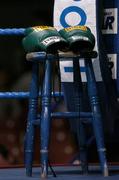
[24,51,108,178]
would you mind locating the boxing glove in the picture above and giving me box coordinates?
[59,26,95,53]
[22,26,68,53]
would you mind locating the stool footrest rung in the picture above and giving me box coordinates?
[32,112,92,125]
[51,112,92,119]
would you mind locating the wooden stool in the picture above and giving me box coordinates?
[24,51,108,178]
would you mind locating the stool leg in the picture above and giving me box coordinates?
[78,121,88,174]
[40,60,52,178]
[25,62,39,176]
[85,58,109,176]
[73,59,88,174]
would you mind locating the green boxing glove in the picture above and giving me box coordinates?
[22,26,68,53]
[59,26,95,53]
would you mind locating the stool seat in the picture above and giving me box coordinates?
[26,50,98,62]
[58,50,97,59]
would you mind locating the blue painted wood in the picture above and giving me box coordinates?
[73,57,88,174]
[25,62,39,177]
[24,51,108,178]
[51,112,92,119]
[27,51,97,62]
[32,112,92,126]
[85,58,108,176]
[40,60,52,178]
[26,52,55,62]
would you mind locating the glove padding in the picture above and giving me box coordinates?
[59,26,95,53]
[22,26,68,53]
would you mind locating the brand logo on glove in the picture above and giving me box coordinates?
[41,36,61,46]
[64,26,87,32]
[32,26,55,32]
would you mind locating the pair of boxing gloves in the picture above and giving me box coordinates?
[22,25,95,54]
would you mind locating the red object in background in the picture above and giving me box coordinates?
[0,109,79,167]
[49,119,78,164]
[0,154,10,167]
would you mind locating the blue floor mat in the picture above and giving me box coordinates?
[0,165,119,180]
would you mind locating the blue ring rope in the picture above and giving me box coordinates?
[0,91,64,99]
[0,28,25,35]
